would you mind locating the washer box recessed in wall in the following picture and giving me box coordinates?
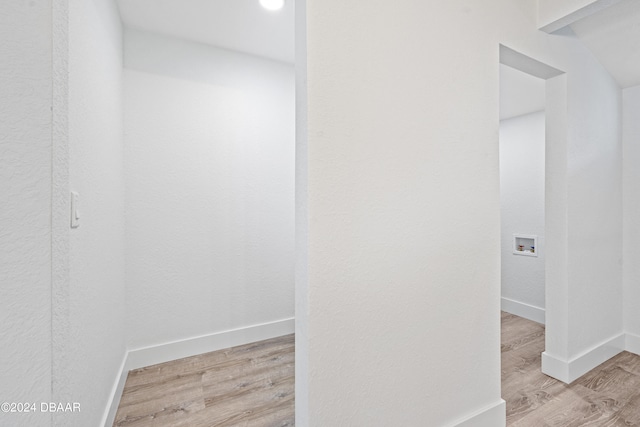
[513,234,537,257]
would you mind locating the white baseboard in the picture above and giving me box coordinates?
[127,318,295,370]
[101,353,130,427]
[102,318,295,427]
[448,400,505,427]
[501,297,545,324]
[542,333,625,383]
[626,333,640,356]
[541,352,570,383]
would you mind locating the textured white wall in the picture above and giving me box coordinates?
[623,85,640,338]
[297,0,623,424]
[54,0,126,425]
[0,1,52,425]
[124,30,295,350]
[294,0,310,422]
[500,111,546,311]
[300,2,509,425]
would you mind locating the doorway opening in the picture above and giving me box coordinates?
[499,62,547,325]
[499,45,566,330]
[499,45,567,420]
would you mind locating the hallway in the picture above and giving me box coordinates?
[5,0,640,424]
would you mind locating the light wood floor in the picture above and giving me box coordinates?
[114,314,640,426]
[113,334,294,427]
[502,311,640,426]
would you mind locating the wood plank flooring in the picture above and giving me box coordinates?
[114,314,640,426]
[502,311,640,426]
[113,334,294,427]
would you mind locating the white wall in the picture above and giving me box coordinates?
[124,30,295,350]
[623,85,640,348]
[52,0,127,425]
[500,111,546,320]
[299,2,508,425]
[0,1,52,425]
[499,64,546,120]
[295,0,310,422]
[564,32,622,368]
[297,0,622,424]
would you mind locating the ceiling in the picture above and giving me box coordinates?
[498,0,640,121]
[500,64,546,121]
[570,0,640,88]
[115,0,295,64]
[115,0,640,89]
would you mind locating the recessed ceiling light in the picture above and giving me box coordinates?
[260,0,285,11]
